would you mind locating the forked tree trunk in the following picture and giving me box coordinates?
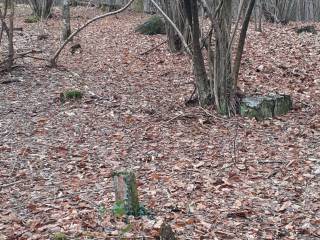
[28,0,54,18]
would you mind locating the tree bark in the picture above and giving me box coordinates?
[211,0,234,115]
[28,0,54,18]
[160,0,187,52]
[7,0,14,71]
[62,0,71,41]
[233,0,256,87]
[112,171,140,216]
[185,0,211,106]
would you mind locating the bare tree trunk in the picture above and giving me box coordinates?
[233,0,256,87]
[212,0,233,115]
[28,0,54,18]
[62,0,71,41]
[0,0,9,46]
[255,0,262,32]
[160,0,187,52]
[184,0,211,106]
[7,0,14,71]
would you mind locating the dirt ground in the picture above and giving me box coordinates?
[0,6,320,240]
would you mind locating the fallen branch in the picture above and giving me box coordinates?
[1,79,21,84]
[0,50,43,66]
[139,39,167,55]
[49,0,135,66]
[0,180,25,189]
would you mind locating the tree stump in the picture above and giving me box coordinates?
[135,15,166,35]
[240,93,292,121]
[159,223,176,240]
[112,170,140,216]
[295,25,317,35]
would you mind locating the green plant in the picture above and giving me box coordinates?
[51,232,67,240]
[99,3,107,12]
[112,200,151,218]
[24,15,40,23]
[60,90,83,103]
[112,200,126,218]
[97,203,107,220]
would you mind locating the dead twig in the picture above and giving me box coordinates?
[0,50,43,66]
[258,160,284,164]
[139,39,167,55]
[166,113,185,123]
[0,180,25,189]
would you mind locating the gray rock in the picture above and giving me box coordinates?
[240,93,292,120]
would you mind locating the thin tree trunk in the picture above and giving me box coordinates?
[7,0,14,71]
[160,0,186,52]
[62,0,71,41]
[233,0,256,87]
[185,0,211,106]
[212,0,233,115]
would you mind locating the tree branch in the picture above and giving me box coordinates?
[49,0,135,67]
[149,0,192,56]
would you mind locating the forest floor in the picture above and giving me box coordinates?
[0,6,320,240]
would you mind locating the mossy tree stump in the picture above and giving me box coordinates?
[295,25,317,34]
[240,93,292,121]
[135,15,166,35]
[112,171,140,216]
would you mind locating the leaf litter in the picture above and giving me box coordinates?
[0,6,319,240]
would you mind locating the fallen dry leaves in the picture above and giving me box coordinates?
[0,6,319,240]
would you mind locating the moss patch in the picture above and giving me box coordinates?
[240,93,292,120]
[135,16,166,35]
[51,232,68,240]
[24,15,40,23]
[60,90,83,103]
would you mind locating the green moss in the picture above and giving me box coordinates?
[99,4,121,12]
[24,15,40,23]
[98,3,107,12]
[135,16,166,35]
[60,90,83,103]
[51,232,68,240]
[240,94,292,120]
[295,25,317,34]
[271,94,293,116]
[112,171,149,217]
[132,0,144,12]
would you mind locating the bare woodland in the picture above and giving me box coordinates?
[0,0,320,239]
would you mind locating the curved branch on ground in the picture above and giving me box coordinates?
[49,0,135,67]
